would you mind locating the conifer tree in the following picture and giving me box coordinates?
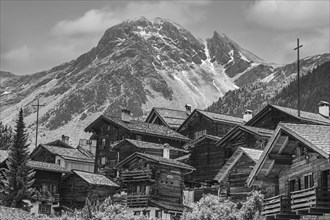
[0,121,14,150]
[0,108,35,208]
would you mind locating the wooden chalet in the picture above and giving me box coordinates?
[246,104,330,130]
[214,147,263,200]
[60,170,119,209]
[27,161,69,215]
[115,152,195,219]
[247,123,330,220]
[84,109,190,175]
[0,152,69,216]
[177,135,222,201]
[30,139,95,172]
[145,106,190,130]
[112,139,189,161]
[177,109,244,140]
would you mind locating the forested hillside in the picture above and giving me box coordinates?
[206,61,330,116]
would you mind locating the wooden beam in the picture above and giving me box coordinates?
[277,135,289,154]
[268,154,293,165]
[265,160,275,176]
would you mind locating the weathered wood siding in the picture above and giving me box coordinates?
[279,154,330,195]
[32,149,55,163]
[187,139,224,182]
[60,174,116,209]
[33,170,61,193]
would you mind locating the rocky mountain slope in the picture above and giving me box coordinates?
[206,54,330,116]
[1,17,328,146]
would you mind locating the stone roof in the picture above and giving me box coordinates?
[214,147,262,182]
[273,105,330,125]
[148,107,188,129]
[280,123,330,156]
[240,126,274,137]
[27,160,69,173]
[86,115,190,142]
[41,144,94,163]
[197,110,244,124]
[0,150,9,164]
[113,139,188,153]
[116,152,195,171]
[73,170,119,187]
[183,134,221,149]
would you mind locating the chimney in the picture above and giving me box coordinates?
[62,135,69,144]
[121,109,131,122]
[243,110,253,122]
[185,104,192,115]
[163,143,170,159]
[319,101,329,118]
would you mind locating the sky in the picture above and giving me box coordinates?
[1,0,329,75]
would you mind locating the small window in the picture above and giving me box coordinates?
[101,157,106,165]
[304,173,314,189]
[155,210,162,218]
[136,135,142,141]
[57,159,61,165]
[39,204,51,215]
[143,210,150,217]
[102,139,106,147]
[134,211,141,216]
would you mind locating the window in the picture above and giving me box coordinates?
[289,179,296,192]
[39,204,51,215]
[304,173,314,189]
[134,211,141,216]
[101,157,106,165]
[57,159,61,166]
[142,210,150,217]
[155,210,162,218]
[136,135,142,141]
[102,139,106,147]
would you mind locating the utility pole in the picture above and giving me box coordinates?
[294,38,303,117]
[32,99,45,148]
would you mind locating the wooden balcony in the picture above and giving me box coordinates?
[262,195,299,220]
[126,194,149,208]
[120,169,154,182]
[291,187,330,215]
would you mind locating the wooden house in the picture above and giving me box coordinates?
[247,123,330,220]
[60,170,119,209]
[27,161,69,215]
[145,106,190,130]
[84,109,190,175]
[115,152,195,219]
[214,147,263,200]
[30,139,95,172]
[112,139,189,161]
[246,104,330,130]
[177,109,244,140]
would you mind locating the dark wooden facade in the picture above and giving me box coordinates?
[115,152,194,212]
[60,171,118,209]
[177,109,243,140]
[248,123,330,219]
[84,114,190,176]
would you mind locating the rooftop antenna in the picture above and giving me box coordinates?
[294,38,303,117]
[32,99,45,148]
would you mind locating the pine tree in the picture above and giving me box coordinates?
[0,108,35,208]
[0,121,14,150]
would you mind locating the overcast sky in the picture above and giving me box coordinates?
[1,0,329,75]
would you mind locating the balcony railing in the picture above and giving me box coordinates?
[126,194,149,208]
[262,195,291,216]
[291,187,330,211]
[120,169,153,182]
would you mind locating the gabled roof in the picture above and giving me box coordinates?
[71,170,119,187]
[246,104,330,126]
[177,109,244,132]
[183,134,221,149]
[85,115,190,142]
[145,107,189,129]
[214,147,262,183]
[45,139,74,149]
[0,150,9,164]
[31,143,94,163]
[247,123,330,187]
[112,139,188,153]
[115,152,195,171]
[216,125,274,147]
[27,160,69,173]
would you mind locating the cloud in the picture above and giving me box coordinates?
[2,1,209,74]
[247,0,330,31]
